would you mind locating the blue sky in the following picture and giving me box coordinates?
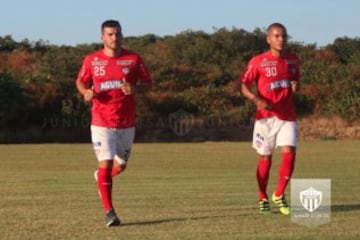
[1,0,359,47]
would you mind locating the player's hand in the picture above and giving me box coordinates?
[291,80,299,93]
[254,97,272,110]
[83,88,96,102]
[121,82,134,95]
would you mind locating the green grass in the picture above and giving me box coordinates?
[0,141,359,240]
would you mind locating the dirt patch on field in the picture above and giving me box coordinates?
[298,116,360,140]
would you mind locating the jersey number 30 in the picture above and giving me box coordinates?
[265,67,277,77]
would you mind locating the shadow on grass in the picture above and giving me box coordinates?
[121,212,251,227]
[331,204,360,212]
[120,205,360,227]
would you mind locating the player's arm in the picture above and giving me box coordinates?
[291,56,300,93]
[241,82,271,110]
[76,78,95,102]
[76,57,96,101]
[241,58,271,110]
[291,80,299,93]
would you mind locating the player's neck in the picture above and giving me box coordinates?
[103,47,122,57]
[269,49,285,58]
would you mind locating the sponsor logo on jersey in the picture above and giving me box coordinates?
[117,60,134,65]
[91,58,108,66]
[261,59,277,67]
[269,79,291,90]
[122,67,130,75]
[99,80,125,91]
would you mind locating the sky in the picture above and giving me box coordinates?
[1,0,359,47]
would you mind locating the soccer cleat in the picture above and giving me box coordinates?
[105,209,121,227]
[272,193,290,215]
[259,198,271,214]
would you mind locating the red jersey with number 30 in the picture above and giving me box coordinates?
[241,51,300,121]
[77,49,151,128]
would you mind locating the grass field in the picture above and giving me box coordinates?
[0,140,359,240]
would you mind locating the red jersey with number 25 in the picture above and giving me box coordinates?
[77,49,151,128]
[241,51,300,121]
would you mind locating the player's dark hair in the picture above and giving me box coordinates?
[101,20,122,31]
[267,22,287,38]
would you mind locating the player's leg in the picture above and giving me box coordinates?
[274,146,296,197]
[112,127,135,177]
[257,155,272,200]
[257,154,272,213]
[91,126,120,226]
[97,160,120,226]
[96,160,114,212]
[252,118,276,213]
[274,120,297,196]
[272,120,297,215]
[111,160,126,177]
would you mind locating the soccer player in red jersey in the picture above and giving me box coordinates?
[76,20,152,226]
[240,23,300,215]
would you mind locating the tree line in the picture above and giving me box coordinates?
[0,27,359,142]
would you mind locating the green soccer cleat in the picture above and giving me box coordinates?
[272,193,290,215]
[259,198,271,214]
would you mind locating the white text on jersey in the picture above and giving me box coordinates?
[269,79,291,90]
[99,80,125,91]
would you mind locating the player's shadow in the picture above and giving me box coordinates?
[120,205,360,226]
[331,204,360,212]
[120,218,185,226]
[121,213,249,227]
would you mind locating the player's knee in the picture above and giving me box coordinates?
[119,164,127,172]
[282,146,296,153]
[259,155,272,161]
[113,161,127,172]
[98,159,113,169]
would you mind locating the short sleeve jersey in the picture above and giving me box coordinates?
[77,49,151,128]
[241,51,300,121]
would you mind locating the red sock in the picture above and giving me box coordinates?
[97,168,113,212]
[275,152,296,197]
[111,167,121,177]
[257,157,272,200]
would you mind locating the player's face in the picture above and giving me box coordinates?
[267,27,287,54]
[101,27,122,50]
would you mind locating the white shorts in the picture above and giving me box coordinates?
[91,125,135,164]
[252,117,297,155]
